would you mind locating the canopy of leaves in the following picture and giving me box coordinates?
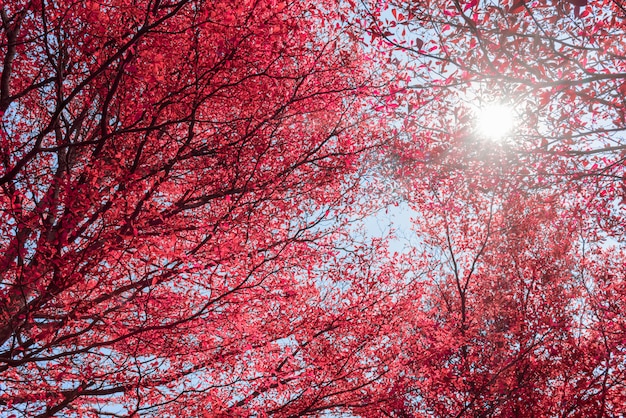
[2,0,626,417]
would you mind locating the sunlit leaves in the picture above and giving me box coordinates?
[0,1,395,416]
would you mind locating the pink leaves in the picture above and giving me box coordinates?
[567,0,588,17]
[463,0,478,12]
[3,0,626,415]
[0,0,401,415]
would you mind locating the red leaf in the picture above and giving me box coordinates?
[509,0,526,13]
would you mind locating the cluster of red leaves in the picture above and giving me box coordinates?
[360,0,626,415]
[3,0,626,416]
[0,0,404,416]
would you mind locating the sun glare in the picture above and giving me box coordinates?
[476,103,515,140]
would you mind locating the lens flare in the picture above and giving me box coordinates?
[476,104,515,140]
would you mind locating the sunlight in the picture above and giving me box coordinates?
[475,103,515,140]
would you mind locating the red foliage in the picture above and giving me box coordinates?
[0,1,398,416]
[3,0,626,416]
[363,0,626,415]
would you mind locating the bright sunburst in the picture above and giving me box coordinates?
[475,103,515,141]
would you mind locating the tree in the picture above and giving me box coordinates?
[5,0,626,416]
[359,0,626,415]
[0,0,402,416]
[366,0,626,205]
[379,167,626,416]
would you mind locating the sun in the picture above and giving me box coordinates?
[475,103,515,140]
